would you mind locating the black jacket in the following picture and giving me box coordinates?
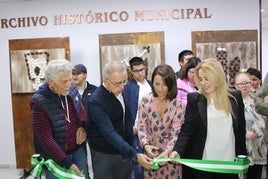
[173,90,247,159]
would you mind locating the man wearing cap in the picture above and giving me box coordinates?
[72,64,97,123]
[71,64,97,179]
[124,57,152,179]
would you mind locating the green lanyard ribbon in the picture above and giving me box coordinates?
[151,155,250,174]
[30,154,85,179]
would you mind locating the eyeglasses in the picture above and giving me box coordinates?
[132,68,145,73]
[235,82,251,87]
[108,79,127,87]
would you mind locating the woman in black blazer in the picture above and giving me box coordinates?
[170,59,247,179]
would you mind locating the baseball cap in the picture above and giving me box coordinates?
[73,64,87,74]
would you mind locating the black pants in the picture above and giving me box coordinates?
[246,164,263,179]
[91,149,133,179]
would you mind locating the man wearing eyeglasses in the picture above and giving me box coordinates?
[124,56,152,179]
[87,61,152,179]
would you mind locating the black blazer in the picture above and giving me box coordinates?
[173,90,247,159]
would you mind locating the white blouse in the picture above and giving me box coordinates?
[202,99,235,161]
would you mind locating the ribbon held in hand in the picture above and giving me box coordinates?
[151,155,250,174]
[30,154,85,179]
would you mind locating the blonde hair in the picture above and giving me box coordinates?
[194,59,234,114]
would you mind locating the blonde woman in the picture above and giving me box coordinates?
[170,59,247,179]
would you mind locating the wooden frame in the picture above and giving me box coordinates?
[99,31,165,81]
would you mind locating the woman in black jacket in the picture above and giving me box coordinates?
[170,59,247,179]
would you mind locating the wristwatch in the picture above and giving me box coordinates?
[132,153,138,162]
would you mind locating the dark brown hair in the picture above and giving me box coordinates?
[179,56,201,79]
[151,64,178,100]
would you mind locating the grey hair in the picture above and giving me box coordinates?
[102,61,126,80]
[45,59,72,82]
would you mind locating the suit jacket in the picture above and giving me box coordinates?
[87,84,136,158]
[124,79,152,126]
[173,90,247,159]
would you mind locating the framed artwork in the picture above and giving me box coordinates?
[10,48,66,93]
[99,31,165,81]
[192,30,258,87]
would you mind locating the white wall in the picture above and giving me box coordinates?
[0,0,260,167]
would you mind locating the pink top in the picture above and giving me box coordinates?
[137,93,184,153]
[177,78,197,110]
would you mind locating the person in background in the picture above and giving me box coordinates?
[255,72,268,116]
[175,49,194,79]
[234,72,267,179]
[137,64,184,179]
[71,64,97,124]
[124,57,152,179]
[170,59,247,179]
[247,67,262,92]
[177,56,201,110]
[87,61,152,179]
[30,59,89,179]
[70,64,97,179]
[254,72,268,179]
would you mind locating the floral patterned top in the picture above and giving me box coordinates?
[244,93,267,165]
[137,92,184,179]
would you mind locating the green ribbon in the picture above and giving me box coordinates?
[151,156,250,174]
[30,154,85,179]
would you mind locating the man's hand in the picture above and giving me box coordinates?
[136,153,153,170]
[69,164,83,176]
[76,127,87,145]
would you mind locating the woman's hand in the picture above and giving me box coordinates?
[157,150,169,166]
[143,144,159,158]
[246,130,257,141]
[169,151,180,159]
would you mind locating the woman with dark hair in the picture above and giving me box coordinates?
[137,64,184,178]
[246,67,262,92]
[177,56,201,110]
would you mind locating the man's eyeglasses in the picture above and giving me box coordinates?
[108,79,127,87]
[235,82,251,87]
[132,68,145,73]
